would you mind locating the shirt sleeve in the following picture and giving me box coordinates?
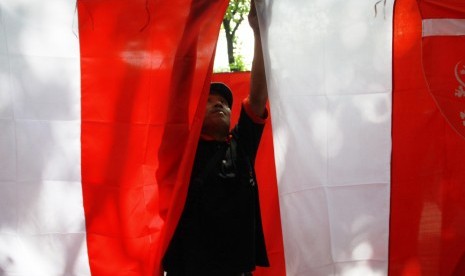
[242,97,268,124]
[231,98,269,163]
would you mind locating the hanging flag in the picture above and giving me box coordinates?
[0,0,88,274]
[256,0,465,274]
[1,0,465,275]
[389,0,465,275]
[259,0,393,274]
[0,0,228,275]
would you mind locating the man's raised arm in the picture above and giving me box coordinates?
[248,0,268,119]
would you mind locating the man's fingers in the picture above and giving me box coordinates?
[248,0,259,33]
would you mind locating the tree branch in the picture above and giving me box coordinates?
[231,16,244,36]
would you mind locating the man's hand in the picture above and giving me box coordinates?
[248,0,260,36]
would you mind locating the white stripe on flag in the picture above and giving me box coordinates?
[422,19,465,37]
[258,0,393,274]
[0,1,90,275]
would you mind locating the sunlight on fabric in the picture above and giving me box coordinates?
[0,233,89,275]
[312,109,343,159]
[2,0,79,58]
[0,0,90,275]
[351,93,391,124]
[312,110,341,158]
[352,242,374,259]
[120,48,165,70]
[338,261,385,276]
[258,0,394,274]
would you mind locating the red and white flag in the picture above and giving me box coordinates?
[1,0,465,275]
[259,0,393,274]
[0,0,229,274]
[389,0,465,275]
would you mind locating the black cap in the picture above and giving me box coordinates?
[210,82,233,108]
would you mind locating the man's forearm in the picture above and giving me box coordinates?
[248,1,268,118]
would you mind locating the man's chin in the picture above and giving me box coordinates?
[209,114,229,123]
[203,116,230,128]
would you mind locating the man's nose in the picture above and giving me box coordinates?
[214,101,225,108]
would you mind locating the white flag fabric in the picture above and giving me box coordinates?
[257,0,393,274]
[0,0,90,275]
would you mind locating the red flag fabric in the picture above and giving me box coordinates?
[78,0,229,274]
[390,0,465,275]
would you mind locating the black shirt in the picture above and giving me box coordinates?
[163,106,269,275]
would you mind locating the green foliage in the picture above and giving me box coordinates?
[222,0,251,72]
[229,54,246,72]
[224,0,250,25]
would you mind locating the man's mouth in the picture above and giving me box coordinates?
[212,108,225,115]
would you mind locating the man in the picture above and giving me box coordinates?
[163,1,269,275]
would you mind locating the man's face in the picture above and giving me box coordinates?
[202,93,231,132]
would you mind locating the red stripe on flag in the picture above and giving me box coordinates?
[390,0,465,274]
[417,0,465,18]
[78,0,228,274]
